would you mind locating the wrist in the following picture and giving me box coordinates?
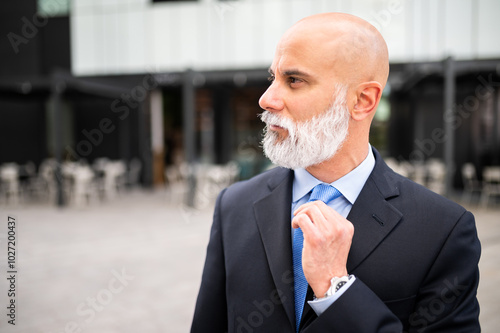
[314,275,353,300]
[312,282,331,299]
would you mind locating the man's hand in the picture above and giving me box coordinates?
[292,201,354,298]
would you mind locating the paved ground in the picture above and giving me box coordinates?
[0,189,498,332]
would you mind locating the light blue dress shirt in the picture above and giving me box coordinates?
[291,146,375,316]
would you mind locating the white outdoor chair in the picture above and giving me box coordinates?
[426,159,446,195]
[481,166,500,208]
[0,163,20,206]
[461,163,482,205]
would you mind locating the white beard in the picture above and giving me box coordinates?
[260,84,350,169]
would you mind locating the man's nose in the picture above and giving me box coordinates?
[259,84,284,112]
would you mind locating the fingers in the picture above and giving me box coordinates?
[293,201,343,230]
[291,202,323,229]
[294,200,343,221]
[292,201,354,243]
[294,200,327,216]
[292,212,320,241]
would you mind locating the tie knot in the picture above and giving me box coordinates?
[308,184,341,204]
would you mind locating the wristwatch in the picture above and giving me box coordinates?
[321,275,352,298]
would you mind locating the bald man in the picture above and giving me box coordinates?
[191,13,480,333]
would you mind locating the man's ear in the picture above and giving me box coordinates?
[352,81,383,121]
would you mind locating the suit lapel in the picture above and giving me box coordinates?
[346,149,403,272]
[253,168,296,329]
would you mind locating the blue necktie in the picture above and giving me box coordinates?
[293,184,342,331]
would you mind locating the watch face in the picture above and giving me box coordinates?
[335,280,348,292]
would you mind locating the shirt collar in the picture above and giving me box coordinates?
[292,146,375,205]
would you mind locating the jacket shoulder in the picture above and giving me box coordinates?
[370,149,467,219]
[222,167,291,199]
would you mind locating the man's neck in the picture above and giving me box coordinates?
[305,144,370,184]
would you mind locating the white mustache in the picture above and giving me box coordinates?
[259,111,295,131]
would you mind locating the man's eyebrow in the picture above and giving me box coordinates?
[267,67,312,78]
[283,69,312,78]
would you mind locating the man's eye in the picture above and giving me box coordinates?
[267,76,275,82]
[289,77,302,85]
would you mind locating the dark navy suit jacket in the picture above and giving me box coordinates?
[191,148,481,332]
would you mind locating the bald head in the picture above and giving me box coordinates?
[278,13,389,88]
[260,13,389,177]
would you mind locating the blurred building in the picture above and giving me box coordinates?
[1,0,500,204]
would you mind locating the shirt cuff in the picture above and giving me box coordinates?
[307,276,356,316]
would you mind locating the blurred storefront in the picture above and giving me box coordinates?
[1,0,500,206]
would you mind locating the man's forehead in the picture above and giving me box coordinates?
[269,45,325,79]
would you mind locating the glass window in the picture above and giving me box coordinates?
[38,0,70,17]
